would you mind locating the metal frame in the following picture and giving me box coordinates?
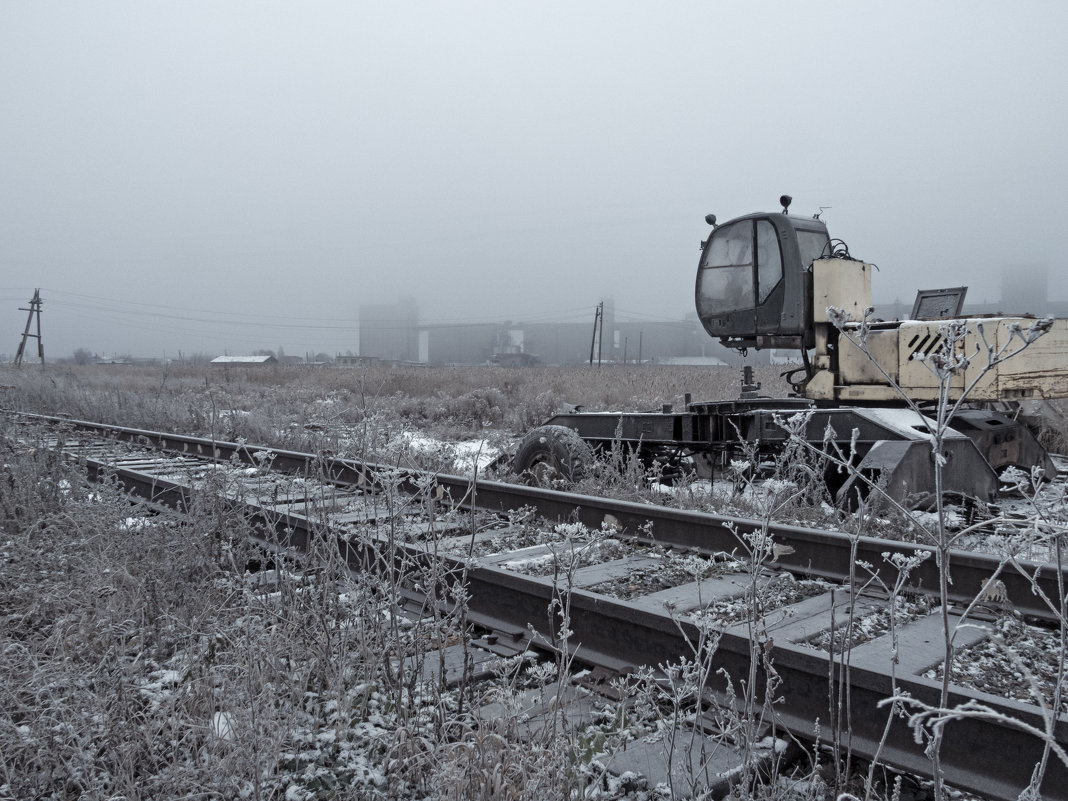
[911,286,968,320]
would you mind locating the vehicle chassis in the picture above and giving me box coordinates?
[533,392,1051,509]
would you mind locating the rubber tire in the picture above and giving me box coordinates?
[512,425,595,486]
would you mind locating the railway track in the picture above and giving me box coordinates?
[8,412,1068,801]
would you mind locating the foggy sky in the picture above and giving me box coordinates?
[2,1,1066,358]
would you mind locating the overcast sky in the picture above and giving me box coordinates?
[2,1,1066,359]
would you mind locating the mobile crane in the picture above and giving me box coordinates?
[512,197,1068,509]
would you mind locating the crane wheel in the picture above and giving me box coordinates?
[511,425,595,486]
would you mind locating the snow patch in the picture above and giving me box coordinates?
[388,431,499,475]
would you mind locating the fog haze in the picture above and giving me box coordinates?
[2,2,1066,358]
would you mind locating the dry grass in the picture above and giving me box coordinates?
[0,419,642,799]
[1,361,787,419]
[0,362,790,452]
[3,363,1065,800]
[3,415,839,801]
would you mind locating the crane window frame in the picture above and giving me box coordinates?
[698,219,783,313]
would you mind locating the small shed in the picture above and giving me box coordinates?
[210,355,277,365]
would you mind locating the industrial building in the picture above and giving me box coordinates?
[356,298,735,366]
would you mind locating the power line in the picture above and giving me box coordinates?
[40,289,601,328]
[8,286,686,358]
[612,306,690,323]
[40,288,359,323]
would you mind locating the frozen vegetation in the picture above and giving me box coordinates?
[1,361,1066,799]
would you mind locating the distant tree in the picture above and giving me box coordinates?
[72,348,94,365]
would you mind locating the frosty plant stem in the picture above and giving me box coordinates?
[826,306,1055,801]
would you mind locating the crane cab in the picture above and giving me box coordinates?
[696,210,830,351]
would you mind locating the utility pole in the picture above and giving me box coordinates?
[589,301,604,366]
[14,289,44,367]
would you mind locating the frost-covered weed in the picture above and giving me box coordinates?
[0,420,653,799]
[1,361,792,438]
[5,356,1068,800]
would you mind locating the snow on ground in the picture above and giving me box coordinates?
[948,464,1068,560]
[387,431,500,475]
[646,453,1066,558]
[926,615,1068,709]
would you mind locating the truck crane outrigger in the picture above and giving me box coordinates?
[512,197,1068,509]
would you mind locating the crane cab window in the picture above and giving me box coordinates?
[755,220,782,302]
[698,219,782,313]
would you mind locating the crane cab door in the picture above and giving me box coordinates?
[695,213,828,351]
